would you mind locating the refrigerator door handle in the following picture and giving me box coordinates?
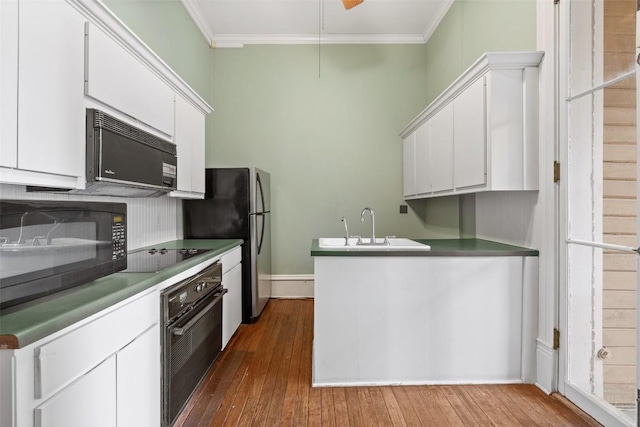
[257,213,265,255]
[257,172,266,214]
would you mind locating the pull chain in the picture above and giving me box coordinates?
[318,0,321,78]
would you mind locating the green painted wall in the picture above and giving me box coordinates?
[425,0,537,104]
[208,45,445,274]
[104,0,536,275]
[103,0,211,103]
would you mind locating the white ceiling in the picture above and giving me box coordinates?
[180,0,454,47]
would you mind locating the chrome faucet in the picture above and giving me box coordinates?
[17,211,62,245]
[340,217,349,246]
[360,207,375,243]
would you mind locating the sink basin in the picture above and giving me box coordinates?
[318,237,430,250]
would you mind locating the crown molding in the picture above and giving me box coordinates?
[422,0,455,42]
[211,33,427,46]
[180,0,216,47]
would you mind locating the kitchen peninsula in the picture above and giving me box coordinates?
[310,238,538,387]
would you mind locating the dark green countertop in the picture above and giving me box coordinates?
[310,238,538,257]
[0,239,242,350]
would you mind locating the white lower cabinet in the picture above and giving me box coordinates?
[0,291,160,427]
[221,247,242,349]
[34,357,117,427]
[116,325,161,427]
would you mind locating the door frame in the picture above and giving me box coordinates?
[554,0,637,425]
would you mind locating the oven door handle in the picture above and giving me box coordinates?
[171,288,228,336]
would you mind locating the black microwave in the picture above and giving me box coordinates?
[0,200,127,308]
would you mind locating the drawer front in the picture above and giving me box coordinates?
[34,356,117,427]
[221,246,242,275]
[35,291,158,400]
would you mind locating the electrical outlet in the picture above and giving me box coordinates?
[399,205,408,214]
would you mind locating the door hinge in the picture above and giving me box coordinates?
[554,0,559,4]
[553,161,561,182]
[553,328,560,350]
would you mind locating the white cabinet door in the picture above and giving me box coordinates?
[0,0,18,168]
[402,133,416,197]
[222,263,242,349]
[172,95,206,198]
[17,0,85,178]
[85,22,175,137]
[34,356,117,427]
[453,77,486,190]
[429,103,454,193]
[117,325,161,427]
[414,121,431,195]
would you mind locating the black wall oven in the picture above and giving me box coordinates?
[161,261,225,427]
[0,200,126,308]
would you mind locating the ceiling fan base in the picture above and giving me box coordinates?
[342,0,364,10]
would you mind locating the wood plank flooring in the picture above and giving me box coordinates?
[175,299,601,426]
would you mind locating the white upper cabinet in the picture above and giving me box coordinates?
[85,22,175,137]
[414,122,431,195]
[453,77,486,190]
[171,95,206,198]
[402,133,416,197]
[18,0,85,178]
[0,0,18,169]
[400,52,543,199]
[429,102,454,194]
[0,0,212,194]
[0,0,86,188]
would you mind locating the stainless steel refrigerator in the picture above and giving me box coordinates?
[183,167,271,323]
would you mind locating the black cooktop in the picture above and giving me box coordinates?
[123,248,210,273]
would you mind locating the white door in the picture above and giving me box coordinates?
[559,0,638,426]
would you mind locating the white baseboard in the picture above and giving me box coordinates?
[535,339,556,394]
[271,274,314,298]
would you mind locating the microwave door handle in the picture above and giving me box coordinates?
[171,288,228,336]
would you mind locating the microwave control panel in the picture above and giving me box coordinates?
[112,215,126,259]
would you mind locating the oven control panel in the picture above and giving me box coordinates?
[163,262,223,322]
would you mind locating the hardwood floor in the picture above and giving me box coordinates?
[175,299,601,426]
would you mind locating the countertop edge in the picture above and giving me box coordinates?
[310,238,539,257]
[0,239,243,350]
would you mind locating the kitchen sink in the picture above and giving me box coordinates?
[318,237,430,250]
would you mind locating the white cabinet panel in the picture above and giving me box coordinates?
[34,356,117,427]
[454,77,486,190]
[35,292,157,399]
[222,263,242,349]
[430,103,454,193]
[402,133,416,197]
[85,22,174,137]
[414,122,430,195]
[117,325,161,427]
[17,0,85,178]
[399,52,542,200]
[0,0,18,168]
[171,95,206,198]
